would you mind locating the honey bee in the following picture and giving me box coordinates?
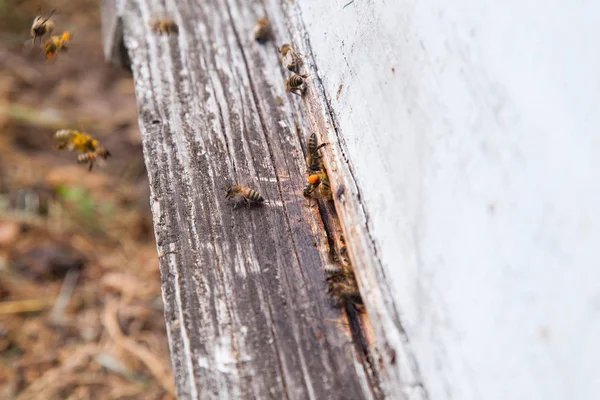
[225,185,265,208]
[77,148,111,171]
[306,133,327,172]
[304,172,332,200]
[54,128,109,155]
[285,73,309,96]
[253,18,272,43]
[149,17,179,35]
[325,262,362,307]
[279,43,302,73]
[31,9,56,46]
[44,32,70,60]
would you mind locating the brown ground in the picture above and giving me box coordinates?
[0,1,174,399]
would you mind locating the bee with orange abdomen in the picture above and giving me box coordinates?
[306,133,327,173]
[254,18,272,43]
[225,185,264,208]
[149,17,179,35]
[31,9,56,46]
[77,148,111,172]
[285,73,309,96]
[279,43,302,73]
[44,32,70,60]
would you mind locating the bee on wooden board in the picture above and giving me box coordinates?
[225,185,264,208]
[77,148,111,171]
[304,172,332,200]
[253,18,272,43]
[285,73,309,96]
[44,32,71,60]
[279,43,302,73]
[325,262,362,307]
[31,8,56,46]
[306,133,327,173]
[149,17,179,35]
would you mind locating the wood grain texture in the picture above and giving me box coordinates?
[103,0,384,398]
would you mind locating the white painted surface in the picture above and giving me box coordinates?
[297,0,600,399]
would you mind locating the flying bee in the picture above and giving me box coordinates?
[225,185,265,208]
[54,129,97,152]
[31,9,56,46]
[77,148,111,172]
[285,73,309,96]
[279,43,302,73]
[54,129,109,155]
[253,18,272,43]
[149,17,179,35]
[44,32,70,60]
[306,133,327,172]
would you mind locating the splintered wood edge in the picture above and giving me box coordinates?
[278,3,429,399]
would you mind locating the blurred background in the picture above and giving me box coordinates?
[0,0,174,398]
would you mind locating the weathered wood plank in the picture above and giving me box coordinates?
[104,0,382,398]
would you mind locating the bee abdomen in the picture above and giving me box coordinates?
[288,74,304,88]
[246,189,264,202]
[307,133,317,153]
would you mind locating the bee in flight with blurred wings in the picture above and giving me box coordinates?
[54,129,111,171]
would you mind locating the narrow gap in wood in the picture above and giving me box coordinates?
[346,305,383,399]
[314,199,384,399]
[274,6,386,397]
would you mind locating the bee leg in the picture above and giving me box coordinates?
[314,143,328,152]
[88,160,94,172]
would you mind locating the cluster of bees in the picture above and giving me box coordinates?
[253,18,361,309]
[30,9,71,60]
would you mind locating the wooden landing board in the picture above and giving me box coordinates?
[103,0,383,398]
